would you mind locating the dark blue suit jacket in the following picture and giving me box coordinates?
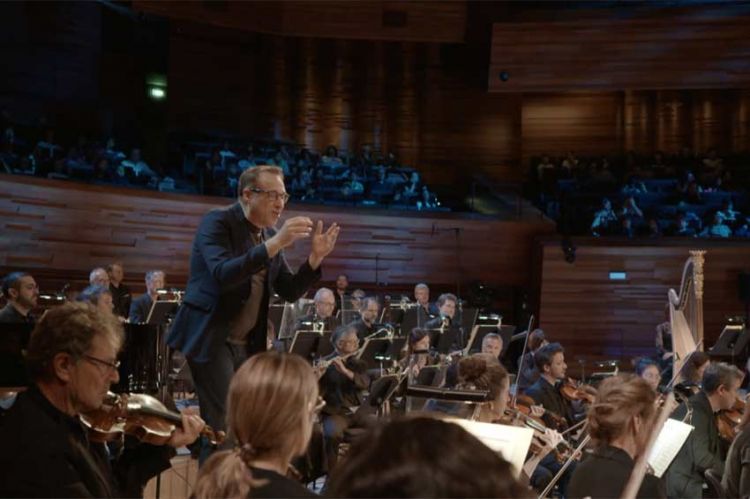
[167,202,321,363]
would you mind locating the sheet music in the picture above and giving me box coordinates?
[647,418,694,478]
[447,418,534,478]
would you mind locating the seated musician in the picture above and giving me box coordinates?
[294,287,340,333]
[349,296,380,340]
[517,328,548,392]
[0,271,38,324]
[77,285,116,317]
[524,342,580,429]
[423,293,463,351]
[327,416,528,498]
[634,357,662,392]
[665,362,743,499]
[194,351,321,498]
[481,332,503,361]
[414,282,438,326]
[128,270,165,323]
[317,324,371,470]
[0,302,203,498]
[568,374,664,499]
[524,342,582,497]
[722,396,750,498]
[673,351,710,399]
[399,327,438,380]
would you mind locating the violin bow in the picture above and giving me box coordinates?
[511,314,535,408]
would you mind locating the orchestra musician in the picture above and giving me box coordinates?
[294,287,340,333]
[722,395,750,498]
[524,342,582,497]
[568,374,665,499]
[77,285,116,317]
[665,362,744,498]
[193,351,321,498]
[634,357,662,393]
[674,351,710,399]
[414,282,438,326]
[317,324,371,471]
[398,327,437,379]
[349,296,380,340]
[332,273,349,318]
[517,329,548,392]
[107,262,131,319]
[481,333,503,361]
[424,293,463,350]
[128,270,165,324]
[0,302,204,498]
[0,271,38,325]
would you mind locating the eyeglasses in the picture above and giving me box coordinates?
[249,188,290,203]
[82,354,120,373]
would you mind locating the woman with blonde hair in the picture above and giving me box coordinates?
[194,351,321,498]
[568,374,664,499]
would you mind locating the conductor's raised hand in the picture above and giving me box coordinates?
[308,220,340,269]
[266,216,313,257]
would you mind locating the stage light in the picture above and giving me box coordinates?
[148,87,166,100]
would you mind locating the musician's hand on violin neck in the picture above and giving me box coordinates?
[166,407,205,448]
[530,405,545,417]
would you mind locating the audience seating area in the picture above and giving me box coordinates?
[0,117,447,212]
[530,150,750,238]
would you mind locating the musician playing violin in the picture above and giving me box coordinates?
[722,392,750,498]
[317,324,370,471]
[0,302,204,498]
[665,362,743,499]
[524,342,583,497]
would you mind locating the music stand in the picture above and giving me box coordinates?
[316,332,334,358]
[429,327,459,355]
[401,308,419,333]
[146,300,179,325]
[289,331,322,363]
[709,324,749,362]
[358,338,392,370]
[361,374,405,417]
[384,337,406,362]
[459,308,479,338]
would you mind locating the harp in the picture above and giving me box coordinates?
[668,250,706,380]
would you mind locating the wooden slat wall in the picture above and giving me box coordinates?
[521,93,622,164]
[537,239,750,365]
[134,1,467,44]
[0,176,555,297]
[489,11,750,93]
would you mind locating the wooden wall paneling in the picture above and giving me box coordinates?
[732,89,750,152]
[521,93,621,163]
[537,240,750,365]
[691,90,731,153]
[135,1,467,44]
[489,12,750,93]
[0,176,556,300]
[655,90,691,153]
[623,90,654,153]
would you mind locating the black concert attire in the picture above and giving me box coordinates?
[349,318,376,341]
[0,303,34,325]
[525,376,577,497]
[416,302,438,327]
[516,351,540,392]
[664,390,724,499]
[568,445,665,499]
[128,293,154,324]
[109,283,132,319]
[525,377,576,429]
[249,467,316,498]
[294,313,340,333]
[424,315,463,351]
[318,352,370,471]
[0,386,173,498]
[723,426,750,499]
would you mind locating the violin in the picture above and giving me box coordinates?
[511,393,568,432]
[81,392,225,446]
[560,377,596,404]
[498,406,577,464]
[717,396,745,442]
